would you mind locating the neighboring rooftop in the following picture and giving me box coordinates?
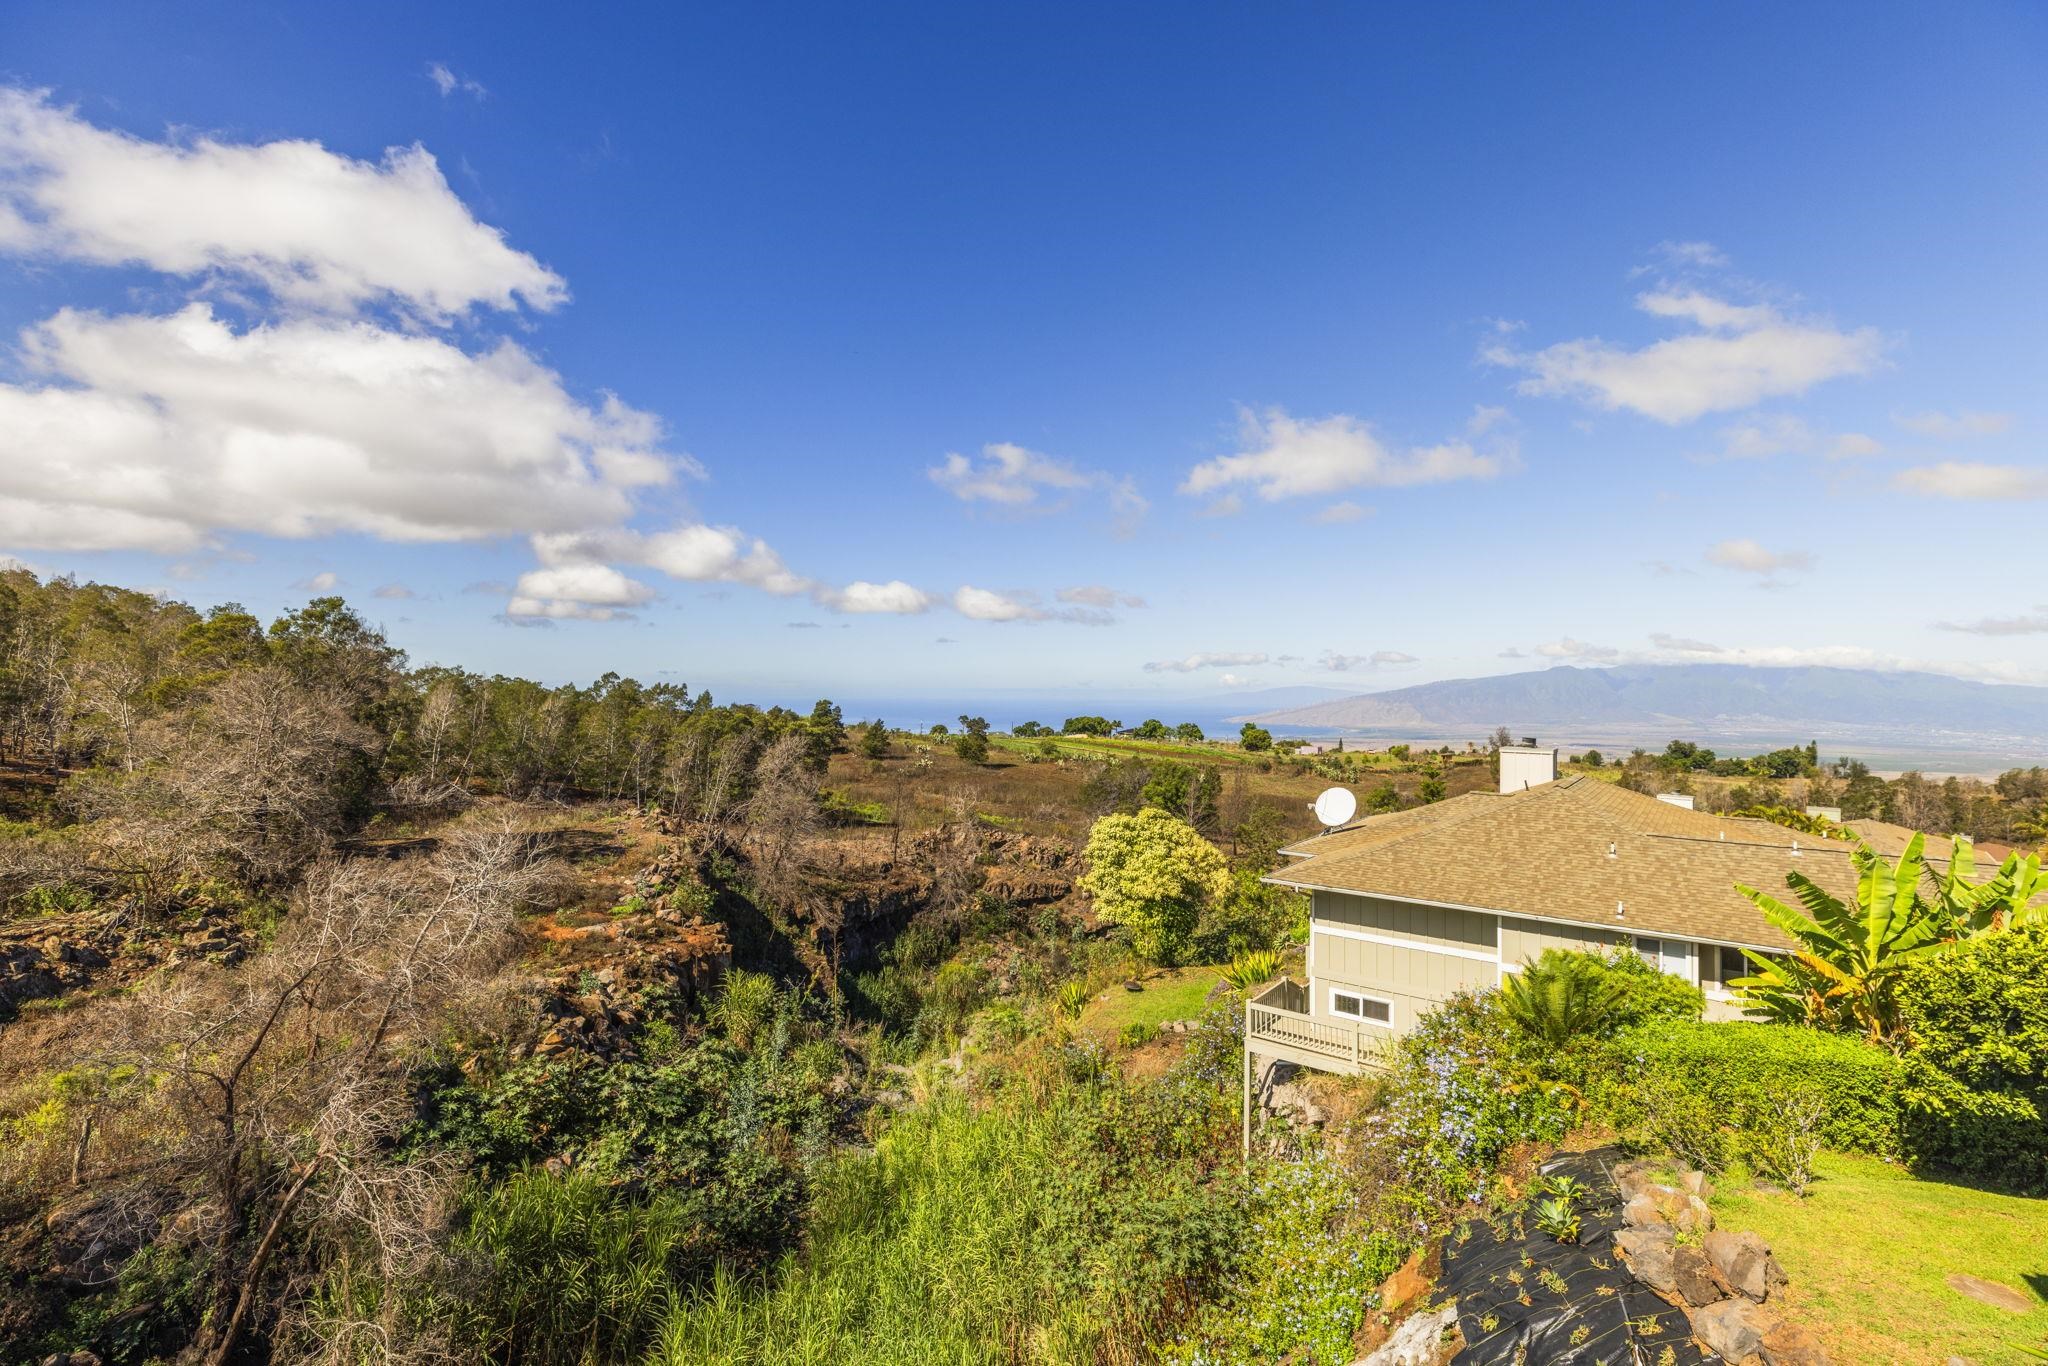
[1271,775,1979,951]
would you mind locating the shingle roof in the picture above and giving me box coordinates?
[1268,776,1953,951]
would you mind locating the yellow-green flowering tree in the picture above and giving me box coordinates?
[1077,807,1230,965]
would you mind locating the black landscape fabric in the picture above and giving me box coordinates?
[1440,1148,1711,1366]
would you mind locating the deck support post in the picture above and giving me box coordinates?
[1241,1043,1253,1156]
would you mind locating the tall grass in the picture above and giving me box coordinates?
[645,1064,1241,1365]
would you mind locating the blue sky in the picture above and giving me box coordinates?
[4,2,2048,710]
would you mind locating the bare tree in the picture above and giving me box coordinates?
[79,824,546,1364]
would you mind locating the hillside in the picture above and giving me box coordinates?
[1241,664,2048,761]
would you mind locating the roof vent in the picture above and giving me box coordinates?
[1791,839,1801,857]
[1615,901,1626,919]
[1607,841,1617,859]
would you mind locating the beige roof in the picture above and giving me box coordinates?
[1841,817,2015,864]
[1269,776,1972,951]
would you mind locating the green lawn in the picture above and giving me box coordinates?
[1079,966,1223,1038]
[1707,1151,2048,1364]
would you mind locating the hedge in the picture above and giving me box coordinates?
[1597,1019,1902,1157]
[1896,926,2048,1193]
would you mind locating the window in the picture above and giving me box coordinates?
[1634,936,1689,979]
[1718,945,1750,985]
[1330,988,1392,1024]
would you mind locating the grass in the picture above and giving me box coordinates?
[985,733,1266,766]
[1707,1151,2048,1364]
[1079,967,1222,1039]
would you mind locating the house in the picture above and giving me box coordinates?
[1239,746,1941,1144]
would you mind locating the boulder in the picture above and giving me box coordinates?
[1612,1158,1656,1202]
[1689,1297,1774,1363]
[1673,1243,1731,1307]
[1615,1225,1678,1295]
[1759,1314,1832,1365]
[1352,1300,1456,1366]
[1669,1191,1714,1234]
[1622,1193,1665,1228]
[1680,1169,1713,1199]
[1704,1229,1787,1302]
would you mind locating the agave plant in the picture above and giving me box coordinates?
[1530,1196,1581,1244]
[1054,979,1091,1020]
[1733,834,1947,1045]
[1218,949,1280,992]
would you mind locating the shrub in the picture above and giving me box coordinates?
[1118,1020,1159,1049]
[1895,926,2048,1191]
[1218,949,1280,992]
[1596,1020,1902,1157]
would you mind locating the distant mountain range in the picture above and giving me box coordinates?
[1236,665,2048,765]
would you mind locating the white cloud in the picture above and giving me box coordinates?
[1648,631,1723,653]
[1497,647,1526,659]
[1216,673,1251,687]
[1181,406,1509,503]
[1706,538,1814,576]
[1487,287,1884,424]
[1895,409,2012,438]
[1935,607,2048,636]
[0,304,673,553]
[0,88,561,317]
[1535,637,1619,661]
[1312,500,1371,524]
[1660,642,2048,686]
[426,62,488,100]
[1892,462,2048,500]
[1651,240,1729,269]
[293,570,339,591]
[1058,584,1145,609]
[954,586,1044,621]
[506,562,653,621]
[373,583,417,599]
[1700,415,1881,463]
[1144,651,1269,674]
[815,580,935,615]
[928,441,1147,532]
[1320,650,1418,671]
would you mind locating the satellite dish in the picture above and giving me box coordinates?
[1312,786,1358,830]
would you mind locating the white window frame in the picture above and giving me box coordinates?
[1634,935,1692,980]
[1328,985,1393,1025]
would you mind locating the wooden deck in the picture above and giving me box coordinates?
[1244,977,1393,1076]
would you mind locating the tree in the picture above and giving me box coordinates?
[1365,781,1400,813]
[803,699,845,772]
[1062,715,1119,737]
[1238,723,1272,753]
[859,718,890,759]
[1077,808,1230,965]
[1013,720,1048,738]
[1174,722,1204,744]
[1734,834,1949,1045]
[951,714,991,764]
[1133,718,1168,740]
[1386,743,1411,763]
[1579,749,1604,768]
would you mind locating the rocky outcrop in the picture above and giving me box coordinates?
[1609,1160,1822,1365]
[1352,1300,1456,1366]
[1,896,253,1016]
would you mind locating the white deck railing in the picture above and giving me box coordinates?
[1245,978,1392,1072]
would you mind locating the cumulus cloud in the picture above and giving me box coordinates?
[953,586,1044,622]
[1144,651,1269,674]
[928,442,1147,533]
[1706,538,1814,576]
[1892,462,2048,500]
[1057,585,1145,609]
[506,562,653,621]
[1935,607,2048,636]
[426,63,487,100]
[815,580,936,615]
[0,88,561,317]
[1701,415,1881,462]
[1894,409,2012,438]
[0,304,676,553]
[1648,631,1723,653]
[293,570,340,591]
[1320,650,1418,671]
[1182,407,1509,504]
[1216,673,1251,687]
[1535,637,1619,661]
[1486,285,1884,425]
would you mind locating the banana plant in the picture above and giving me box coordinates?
[1733,834,1947,1046]
[1931,835,2048,933]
